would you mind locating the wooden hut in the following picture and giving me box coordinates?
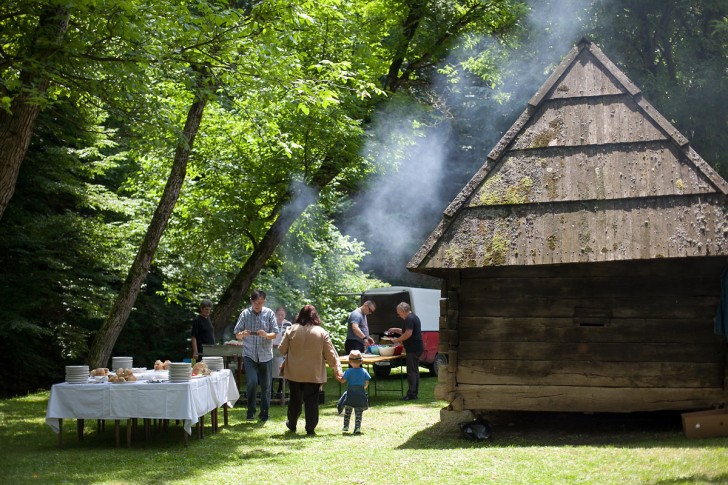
[408,39,728,415]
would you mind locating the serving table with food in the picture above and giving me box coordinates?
[339,345,406,397]
[46,364,239,448]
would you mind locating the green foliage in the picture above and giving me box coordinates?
[0,102,135,395]
[256,205,385,350]
[588,0,728,179]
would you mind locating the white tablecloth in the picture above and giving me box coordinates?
[46,369,240,435]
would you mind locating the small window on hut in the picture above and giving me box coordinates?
[573,307,612,328]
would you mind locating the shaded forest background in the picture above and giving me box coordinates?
[1,0,727,396]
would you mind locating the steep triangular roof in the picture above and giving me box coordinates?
[409,39,728,273]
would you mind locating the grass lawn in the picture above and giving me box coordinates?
[2,367,728,484]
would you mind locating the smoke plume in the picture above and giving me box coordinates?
[343,0,602,285]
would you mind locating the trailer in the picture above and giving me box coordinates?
[359,286,447,378]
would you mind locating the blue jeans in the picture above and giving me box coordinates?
[244,357,272,419]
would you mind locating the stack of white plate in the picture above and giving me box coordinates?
[202,356,224,371]
[168,362,192,382]
[111,356,133,371]
[65,365,90,384]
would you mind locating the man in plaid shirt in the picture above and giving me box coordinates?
[234,289,279,422]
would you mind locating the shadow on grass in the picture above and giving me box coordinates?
[654,474,728,484]
[397,409,728,449]
[1,393,319,483]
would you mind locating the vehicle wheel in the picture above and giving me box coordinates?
[373,364,391,378]
[430,353,448,377]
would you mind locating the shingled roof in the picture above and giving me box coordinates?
[408,38,728,273]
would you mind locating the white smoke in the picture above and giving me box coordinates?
[344,0,602,283]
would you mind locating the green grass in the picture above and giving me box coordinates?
[3,368,728,484]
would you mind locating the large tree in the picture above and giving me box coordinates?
[200,0,525,326]
[0,5,70,220]
[86,1,256,367]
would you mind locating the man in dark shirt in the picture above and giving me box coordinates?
[388,302,424,401]
[191,299,215,361]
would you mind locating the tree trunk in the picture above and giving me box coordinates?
[211,189,311,333]
[384,0,426,92]
[86,96,208,368]
[0,6,70,221]
[211,159,342,334]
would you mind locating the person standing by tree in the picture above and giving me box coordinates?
[191,299,215,361]
[272,306,292,399]
[388,302,423,401]
[344,300,376,353]
[234,289,279,422]
[279,304,342,435]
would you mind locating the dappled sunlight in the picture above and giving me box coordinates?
[2,386,727,484]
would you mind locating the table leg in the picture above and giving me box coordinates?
[126,418,132,448]
[211,408,218,433]
[237,357,244,392]
[183,427,189,447]
[371,364,378,397]
[144,418,151,441]
[115,420,121,448]
[400,361,404,395]
[57,418,63,448]
[223,405,229,426]
[199,415,205,439]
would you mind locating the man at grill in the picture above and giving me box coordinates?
[388,302,424,401]
[344,300,376,353]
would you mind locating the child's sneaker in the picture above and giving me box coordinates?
[342,426,349,432]
[353,428,361,435]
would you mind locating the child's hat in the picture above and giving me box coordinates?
[348,350,363,360]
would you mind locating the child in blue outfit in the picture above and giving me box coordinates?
[337,349,371,434]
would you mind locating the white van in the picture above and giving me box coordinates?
[359,286,447,377]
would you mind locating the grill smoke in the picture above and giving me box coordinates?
[343,0,602,285]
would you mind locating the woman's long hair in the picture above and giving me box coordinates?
[295,304,321,326]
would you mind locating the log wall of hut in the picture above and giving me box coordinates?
[436,257,728,413]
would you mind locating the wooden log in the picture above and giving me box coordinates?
[451,395,465,412]
[457,295,718,320]
[456,359,724,388]
[454,384,728,413]
[460,317,722,344]
[434,383,449,401]
[457,340,724,363]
